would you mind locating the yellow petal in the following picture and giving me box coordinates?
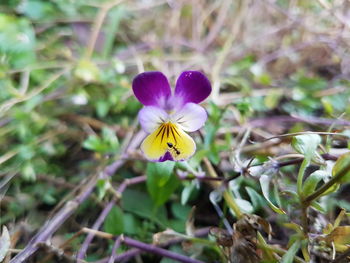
[141,122,196,161]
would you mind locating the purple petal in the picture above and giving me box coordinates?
[158,151,174,162]
[174,71,211,105]
[138,106,168,133]
[132,71,171,106]
[171,103,207,132]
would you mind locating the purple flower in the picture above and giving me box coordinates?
[132,71,212,162]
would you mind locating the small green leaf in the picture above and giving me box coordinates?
[293,134,322,195]
[74,59,100,83]
[310,201,326,213]
[303,170,328,196]
[104,206,124,235]
[259,174,285,214]
[235,199,253,214]
[101,127,119,150]
[96,100,110,118]
[332,152,350,184]
[83,135,105,152]
[245,186,267,209]
[281,240,301,263]
[21,161,36,181]
[146,162,179,206]
[96,179,111,200]
[292,134,321,160]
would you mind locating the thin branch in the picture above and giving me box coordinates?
[9,131,144,263]
[93,248,140,263]
[108,235,123,263]
[0,68,69,116]
[82,228,208,263]
[122,236,204,263]
[248,115,350,128]
[77,175,146,260]
[77,201,116,260]
[264,131,349,142]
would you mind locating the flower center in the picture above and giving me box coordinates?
[155,122,181,149]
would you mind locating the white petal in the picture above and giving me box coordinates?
[170,103,207,132]
[138,106,168,133]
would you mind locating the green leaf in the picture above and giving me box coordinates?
[0,14,36,67]
[181,181,197,205]
[123,213,139,235]
[235,199,253,214]
[332,152,350,184]
[18,0,55,20]
[104,206,124,235]
[281,240,301,263]
[121,189,167,225]
[96,179,111,200]
[259,175,285,214]
[292,134,322,195]
[21,161,36,181]
[101,127,119,150]
[147,162,175,186]
[146,162,179,206]
[83,135,105,152]
[310,201,326,213]
[171,203,191,221]
[302,170,328,196]
[292,134,321,160]
[96,100,110,118]
[245,186,267,209]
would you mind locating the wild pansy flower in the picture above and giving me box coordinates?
[132,71,211,162]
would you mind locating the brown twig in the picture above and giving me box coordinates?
[9,131,144,263]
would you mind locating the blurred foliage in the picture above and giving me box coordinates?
[1,0,350,262]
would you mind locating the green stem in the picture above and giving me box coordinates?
[297,158,309,197]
